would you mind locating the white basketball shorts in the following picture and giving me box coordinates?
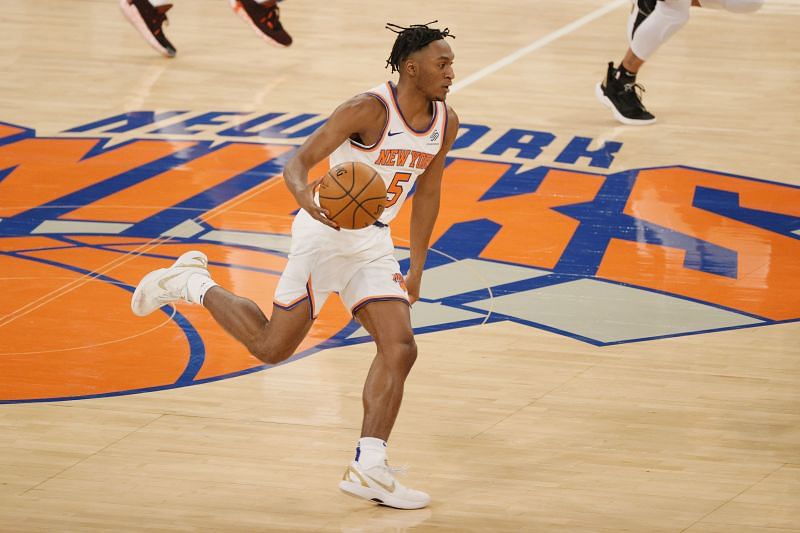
[273,209,409,318]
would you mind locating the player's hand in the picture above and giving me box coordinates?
[405,271,422,305]
[297,177,339,230]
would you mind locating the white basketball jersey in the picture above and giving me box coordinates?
[329,82,448,225]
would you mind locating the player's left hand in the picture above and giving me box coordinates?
[296,177,339,230]
[405,271,422,305]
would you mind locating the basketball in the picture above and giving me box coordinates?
[318,162,387,230]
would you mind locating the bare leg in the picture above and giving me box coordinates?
[337,300,431,509]
[621,48,646,74]
[203,286,314,365]
[354,300,417,440]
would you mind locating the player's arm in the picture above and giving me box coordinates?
[283,94,386,229]
[406,105,459,304]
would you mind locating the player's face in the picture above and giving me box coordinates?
[413,39,455,101]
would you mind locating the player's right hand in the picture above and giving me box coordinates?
[297,177,340,230]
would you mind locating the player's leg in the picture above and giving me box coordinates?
[697,0,763,12]
[229,0,292,47]
[597,0,691,124]
[355,300,417,442]
[131,249,317,364]
[203,287,314,364]
[339,299,430,509]
[629,0,691,61]
[333,250,430,509]
[119,0,177,57]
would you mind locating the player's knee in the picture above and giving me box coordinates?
[248,340,293,365]
[631,0,690,60]
[386,337,418,371]
[662,0,691,26]
[403,338,418,366]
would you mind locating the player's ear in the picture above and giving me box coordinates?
[404,59,417,77]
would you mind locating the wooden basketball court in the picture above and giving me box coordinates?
[1,0,798,531]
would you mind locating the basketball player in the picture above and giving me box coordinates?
[120,0,291,58]
[596,0,764,124]
[130,22,458,510]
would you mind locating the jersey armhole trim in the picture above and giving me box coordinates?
[349,92,390,152]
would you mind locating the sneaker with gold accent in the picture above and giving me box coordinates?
[339,461,430,510]
[131,251,210,316]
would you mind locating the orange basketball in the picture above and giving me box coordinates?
[319,162,387,230]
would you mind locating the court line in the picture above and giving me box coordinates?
[392,236,495,325]
[0,174,289,330]
[450,0,629,95]
[0,176,286,326]
[0,278,178,355]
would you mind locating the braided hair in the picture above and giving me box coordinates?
[385,21,455,73]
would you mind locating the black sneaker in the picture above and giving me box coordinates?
[631,0,658,38]
[230,0,292,47]
[119,0,176,57]
[595,62,656,125]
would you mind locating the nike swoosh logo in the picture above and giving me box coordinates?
[173,257,208,270]
[363,472,395,493]
[196,256,208,267]
[156,257,208,291]
[347,466,396,493]
[157,271,184,292]
[387,131,403,137]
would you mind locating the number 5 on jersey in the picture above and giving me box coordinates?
[386,171,412,208]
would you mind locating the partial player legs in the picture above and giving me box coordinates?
[337,299,430,509]
[203,286,314,365]
[122,0,292,57]
[629,0,691,61]
[596,61,656,125]
[229,0,293,47]
[119,0,177,57]
[597,0,691,124]
[354,300,417,441]
[131,250,313,365]
[600,0,761,124]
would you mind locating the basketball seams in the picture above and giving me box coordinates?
[326,168,356,196]
[318,170,351,200]
[320,165,386,229]
[324,165,359,221]
[336,170,382,227]
[349,170,384,226]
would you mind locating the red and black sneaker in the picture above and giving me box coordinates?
[230,0,292,48]
[119,0,176,57]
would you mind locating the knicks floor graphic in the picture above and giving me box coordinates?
[1,116,799,403]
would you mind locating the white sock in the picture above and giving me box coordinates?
[186,273,218,305]
[356,437,387,469]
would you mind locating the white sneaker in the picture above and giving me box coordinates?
[131,251,210,316]
[339,461,430,510]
